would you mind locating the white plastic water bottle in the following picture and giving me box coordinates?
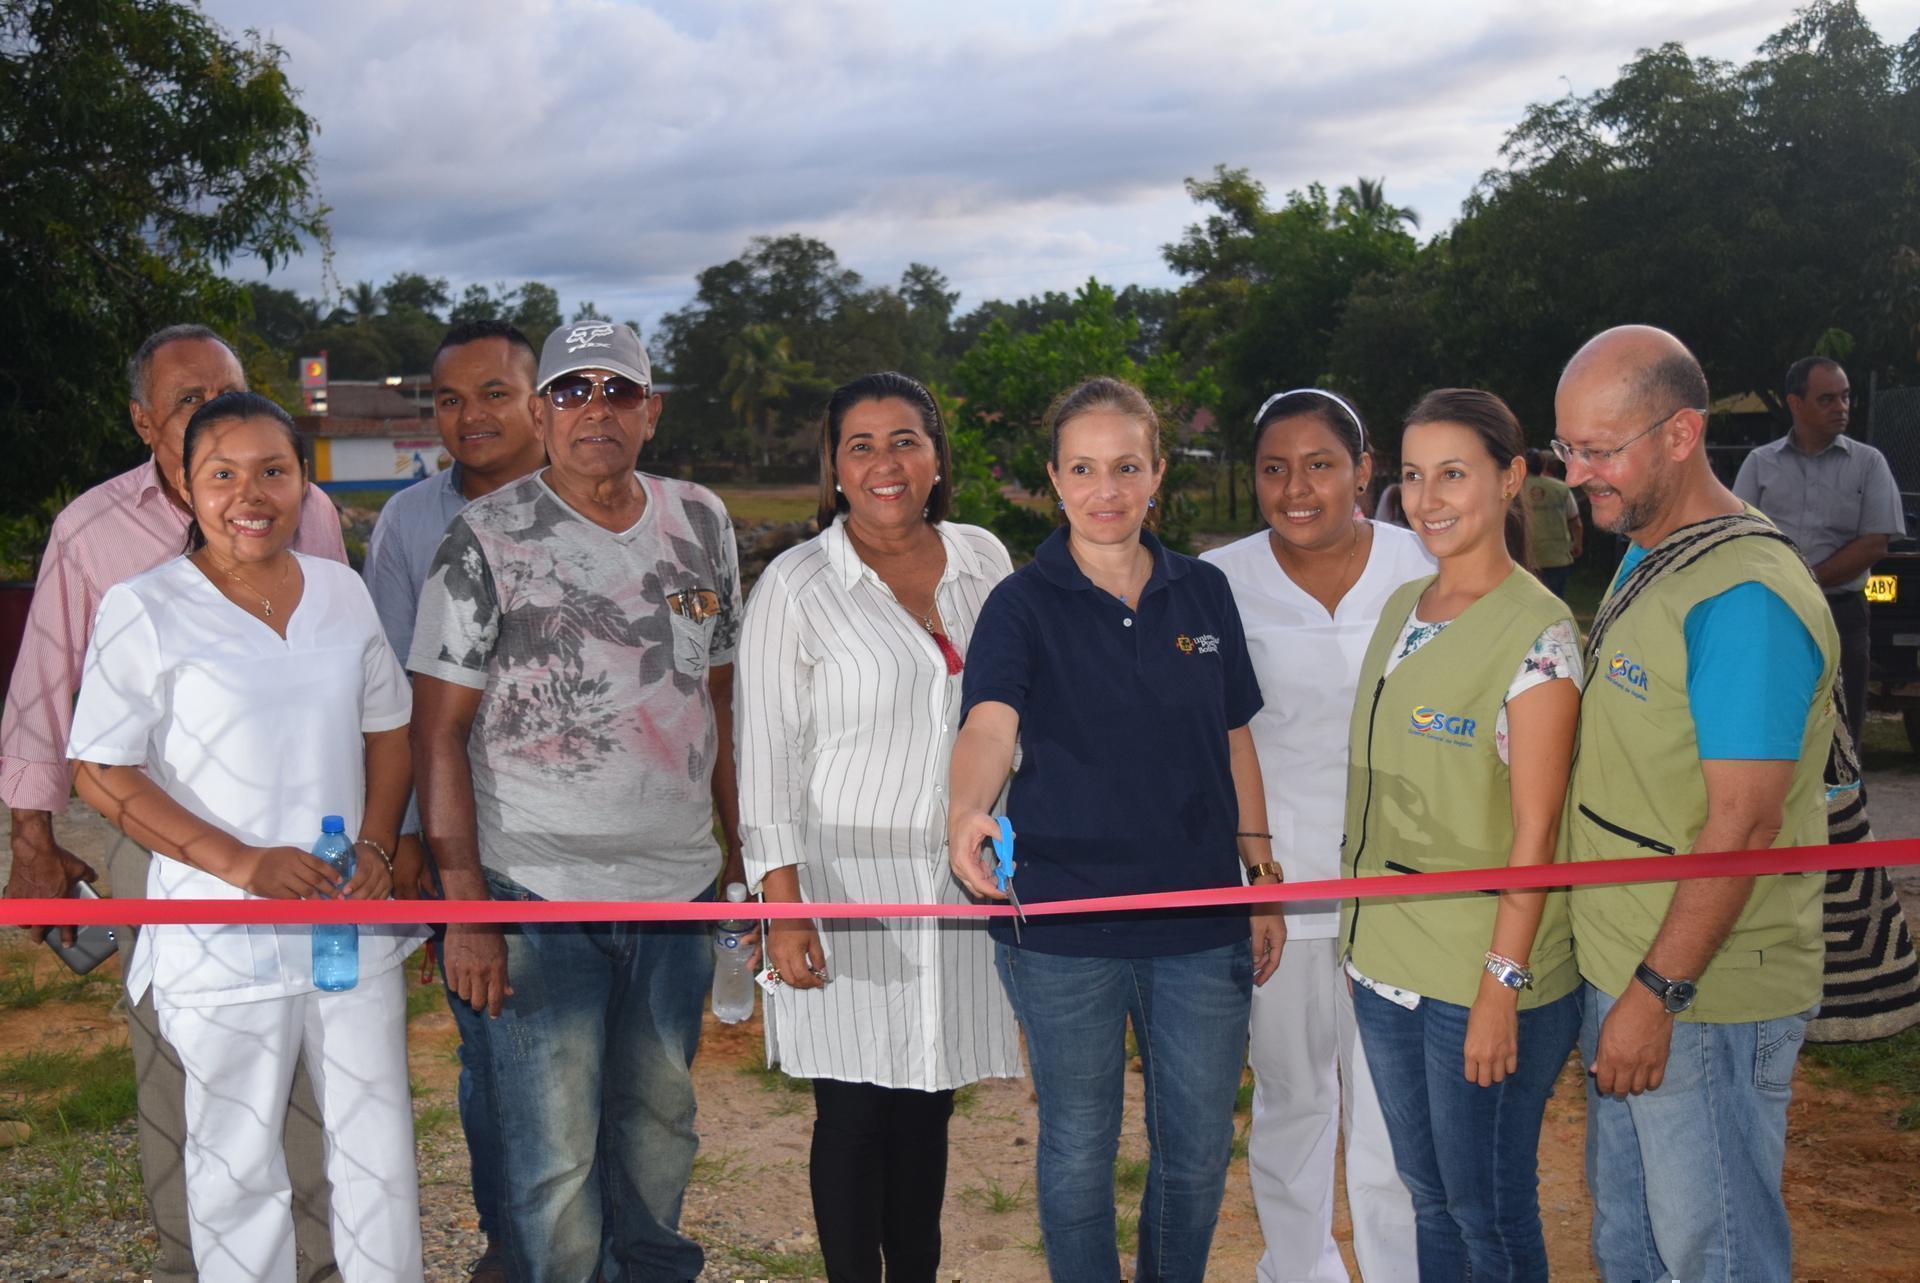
[711,882,755,1023]
[311,815,358,992]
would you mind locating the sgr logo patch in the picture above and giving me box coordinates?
[1409,705,1476,746]
[1605,650,1650,701]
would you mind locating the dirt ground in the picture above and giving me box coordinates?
[3,766,1919,1280]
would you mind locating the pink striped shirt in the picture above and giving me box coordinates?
[0,459,348,813]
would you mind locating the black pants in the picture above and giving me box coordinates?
[810,1078,956,1283]
[1828,590,1870,747]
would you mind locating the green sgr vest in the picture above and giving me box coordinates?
[1338,566,1579,1008]
[1524,475,1575,570]
[1565,527,1838,1023]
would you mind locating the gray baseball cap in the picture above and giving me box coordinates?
[536,320,652,391]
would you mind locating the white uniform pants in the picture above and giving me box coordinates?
[156,966,423,1283]
[1248,937,1417,1282]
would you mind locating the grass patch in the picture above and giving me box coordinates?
[691,1151,743,1186]
[736,1243,828,1279]
[1115,1209,1139,1256]
[413,1103,458,1137]
[1113,1153,1148,1194]
[0,1044,136,1132]
[8,1130,144,1237]
[1235,1070,1255,1115]
[406,982,446,1022]
[712,487,817,526]
[952,1082,980,1118]
[959,1176,1028,1213]
[1231,1120,1252,1160]
[739,1044,811,1095]
[1859,714,1917,775]
[1802,1024,1920,1129]
[0,954,118,1011]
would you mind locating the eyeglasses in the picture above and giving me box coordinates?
[547,373,649,412]
[1551,407,1697,469]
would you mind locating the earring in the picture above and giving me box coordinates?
[1056,501,1065,511]
[934,473,942,483]
[835,484,842,494]
[1147,497,1158,509]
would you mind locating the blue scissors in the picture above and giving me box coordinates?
[990,816,1026,942]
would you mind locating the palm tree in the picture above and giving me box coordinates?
[1340,177,1420,231]
[348,280,382,322]
[721,325,808,466]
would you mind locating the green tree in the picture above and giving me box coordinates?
[1442,0,1920,426]
[949,279,1218,555]
[1339,177,1420,231]
[381,272,450,318]
[450,282,502,324]
[346,280,382,323]
[1164,167,1419,517]
[0,0,326,512]
[508,282,562,339]
[720,324,813,465]
[657,235,867,449]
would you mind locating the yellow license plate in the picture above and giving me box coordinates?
[1867,574,1898,604]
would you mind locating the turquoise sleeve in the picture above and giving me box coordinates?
[1683,583,1824,760]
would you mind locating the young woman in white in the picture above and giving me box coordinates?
[68,392,423,1283]
[1201,389,1425,1282]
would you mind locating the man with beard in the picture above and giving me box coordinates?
[1733,357,1903,746]
[1553,326,1836,1283]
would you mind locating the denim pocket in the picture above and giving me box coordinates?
[1753,1011,1809,1093]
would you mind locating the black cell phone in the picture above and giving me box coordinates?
[44,881,120,975]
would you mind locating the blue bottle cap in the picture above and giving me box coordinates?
[321,815,345,834]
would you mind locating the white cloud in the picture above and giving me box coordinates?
[204,0,1920,345]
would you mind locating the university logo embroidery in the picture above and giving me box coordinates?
[1176,634,1195,654]
[1174,633,1220,655]
[565,323,616,352]
[1604,650,1650,700]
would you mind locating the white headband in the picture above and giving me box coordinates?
[1254,387,1366,452]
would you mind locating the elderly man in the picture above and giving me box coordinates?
[1732,356,1903,746]
[362,318,548,1283]
[410,320,743,1282]
[0,324,345,1283]
[1555,326,1836,1283]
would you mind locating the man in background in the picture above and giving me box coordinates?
[1522,448,1582,599]
[1734,357,1905,745]
[362,318,547,1283]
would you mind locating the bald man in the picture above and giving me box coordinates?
[1552,326,1836,1283]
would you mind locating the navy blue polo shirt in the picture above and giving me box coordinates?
[960,527,1263,957]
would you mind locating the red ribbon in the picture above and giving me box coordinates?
[1,838,1909,927]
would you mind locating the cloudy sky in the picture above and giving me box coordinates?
[205,0,1920,337]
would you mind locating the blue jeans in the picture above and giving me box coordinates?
[995,939,1252,1283]
[427,856,504,1241]
[1579,982,1811,1283]
[483,871,713,1283]
[1350,982,1581,1283]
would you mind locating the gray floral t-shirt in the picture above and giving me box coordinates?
[409,470,741,902]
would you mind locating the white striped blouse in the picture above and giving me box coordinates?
[737,516,1023,1090]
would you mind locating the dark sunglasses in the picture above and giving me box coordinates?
[547,373,649,411]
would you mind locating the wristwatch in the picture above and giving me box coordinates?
[1633,962,1697,1014]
